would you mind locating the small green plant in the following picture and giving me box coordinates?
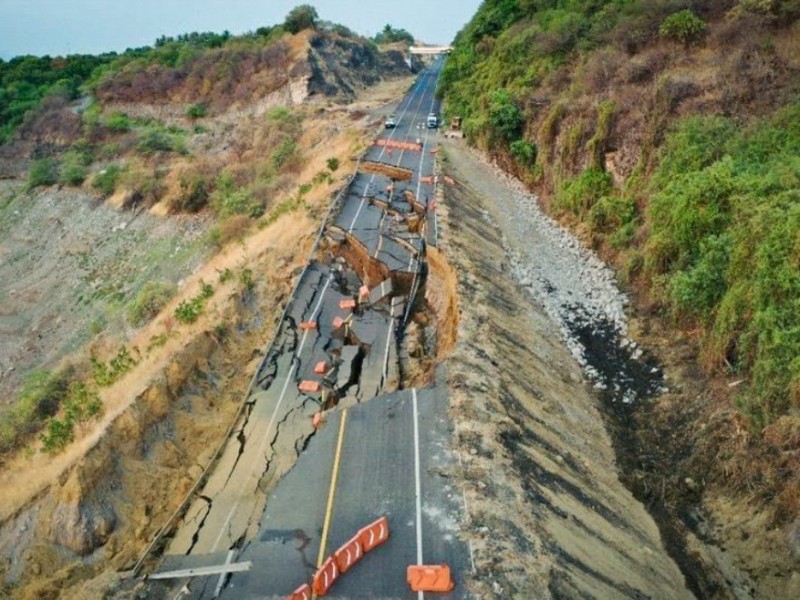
[28,158,60,188]
[60,150,91,186]
[186,103,207,120]
[271,138,299,170]
[211,173,263,217]
[239,268,255,293]
[556,168,613,217]
[509,140,537,167]
[659,10,707,46]
[147,333,170,351]
[326,157,340,172]
[91,346,138,387]
[40,382,102,454]
[174,175,210,212]
[127,281,177,325]
[92,164,123,196]
[218,268,234,284]
[104,111,131,132]
[174,280,215,323]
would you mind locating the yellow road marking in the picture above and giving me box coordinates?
[316,409,348,568]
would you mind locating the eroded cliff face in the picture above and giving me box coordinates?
[438,142,692,599]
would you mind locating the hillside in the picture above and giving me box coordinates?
[0,11,422,596]
[439,0,800,597]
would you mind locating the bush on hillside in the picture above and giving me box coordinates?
[92,164,123,196]
[127,281,177,326]
[284,5,319,34]
[28,158,60,188]
[659,10,707,46]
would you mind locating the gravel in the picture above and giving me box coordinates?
[461,147,665,403]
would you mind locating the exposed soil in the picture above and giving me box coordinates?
[437,142,689,598]
[440,138,800,599]
[0,75,414,599]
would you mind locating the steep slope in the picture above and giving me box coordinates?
[439,0,800,597]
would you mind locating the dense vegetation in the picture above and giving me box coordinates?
[0,54,112,143]
[440,0,800,426]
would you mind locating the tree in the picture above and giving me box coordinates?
[284,4,319,34]
[374,24,414,45]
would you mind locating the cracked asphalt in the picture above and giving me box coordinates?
[150,57,468,599]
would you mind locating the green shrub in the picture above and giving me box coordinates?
[239,268,255,293]
[137,129,185,155]
[60,150,91,186]
[326,157,340,172]
[659,10,707,46]
[556,168,613,217]
[127,281,177,325]
[174,280,214,323]
[174,175,211,212]
[40,382,102,454]
[510,140,537,166]
[271,138,299,170]
[91,346,138,387]
[0,369,72,454]
[211,173,263,217]
[488,89,523,143]
[92,165,123,196]
[104,111,131,132]
[186,103,207,120]
[28,158,60,188]
[284,4,319,34]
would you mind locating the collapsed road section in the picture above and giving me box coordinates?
[139,56,467,599]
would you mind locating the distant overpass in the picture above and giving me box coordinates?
[409,46,453,55]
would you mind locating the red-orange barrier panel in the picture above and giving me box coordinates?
[312,556,339,596]
[285,583,311,600]
[339,298,357,310]
[298,380,321,393]
[407,564,455,592]
[299,321,317,330]
[333,534,364,573]
[358,516,389,552]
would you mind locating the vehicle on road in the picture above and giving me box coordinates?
[426,113,439,128]
[385,114,397,128]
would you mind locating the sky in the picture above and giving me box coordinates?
[0,0,483,59]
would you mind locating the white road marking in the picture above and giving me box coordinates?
[210,274,333,552]
[412,388,424,600]
[212,549,235,598]
[347,68,432,233]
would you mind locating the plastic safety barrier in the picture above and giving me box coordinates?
[314,361,328,374]
[298,321,317,330]
[285,583,311,600]
[357,516,390,552]
[311,412,324,429]
[358,285,370,300]
[339,298,357,310]
[332,316,345,330]
[298,380,321,393]
[333,534,364,573]
[407,564,455,593]
[312,556,339,596]
[419,176,434,185]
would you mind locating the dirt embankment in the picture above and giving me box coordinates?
[440,139,800,599]
[437,143,690,598]
[0,73,411,598]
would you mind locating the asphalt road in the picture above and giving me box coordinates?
[149,57,467,599]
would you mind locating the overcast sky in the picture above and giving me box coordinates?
[0,0,482,59]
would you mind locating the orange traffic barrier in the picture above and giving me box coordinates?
[358,285,370,300]
[298,380,321,393]
[419,175,434,185]
[332,316,345,329]
[407,565,455,593]
[299,320,317,330]
[358,516,389,552]
[430,147,440,154]
[339,298,357,310]
[312,412,325,429]
[444,176,456,186]
[285,583,311,600]
[333,534,364,573]
[314,361,328,374]
[312,556,339,596]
